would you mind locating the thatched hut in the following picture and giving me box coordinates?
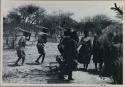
[98,22,123,84]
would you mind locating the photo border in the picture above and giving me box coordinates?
[0,0,125,87]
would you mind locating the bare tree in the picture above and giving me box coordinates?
[6,5,46,31]
[4,5,46,48]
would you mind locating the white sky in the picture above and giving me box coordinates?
[2,0,124,22]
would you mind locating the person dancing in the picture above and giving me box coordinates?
[35,30,48,64]
[15,31,31,65]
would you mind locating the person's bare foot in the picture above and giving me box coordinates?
[35,60,40,64]
[14,63,18,66]
[21,63,24,66]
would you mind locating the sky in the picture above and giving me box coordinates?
[2,0,124,22]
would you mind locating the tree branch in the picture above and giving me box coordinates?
[111,3,123,15]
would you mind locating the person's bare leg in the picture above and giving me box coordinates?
[99,62,103,71]
[95,63,97,70]
[22,57,25,65]
[85,64,88,71]
[41,53,45,63]
[86,64,88,70]
[35,54,42,63]
[15,57,21,65]
[68,71,73,80]
[99,62,103,78]
[83,64,85,69]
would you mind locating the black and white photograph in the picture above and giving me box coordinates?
[1,0,124,85]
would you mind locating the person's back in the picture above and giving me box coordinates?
[58,29,78,80]
[62,36,77,61]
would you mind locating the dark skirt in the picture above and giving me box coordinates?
[78,45,91,64]
[78,54,91,64]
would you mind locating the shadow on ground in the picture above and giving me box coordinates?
[26,62,40,65]
[8,63,21,67]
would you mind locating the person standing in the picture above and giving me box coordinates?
[35,30,48,64]
[59,29,78,80]
[92,34,103,71]
[15,31,31,65]
[78,31,92,71]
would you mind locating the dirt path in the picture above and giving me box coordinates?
[2,42,113,84]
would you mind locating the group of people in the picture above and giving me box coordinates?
[57,29,95,80]
[14,29,103,80]
[14,28,122,82]
[15,30,48,65]
[57,29,122,81]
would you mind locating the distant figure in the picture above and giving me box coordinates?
[78,31,92,70]
[35,30,48,64]
[57,29,78,80]
[15,32,31,65]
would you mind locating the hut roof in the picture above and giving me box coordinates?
[102,22,122,34]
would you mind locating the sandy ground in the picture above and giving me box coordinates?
[2,42,114,84]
